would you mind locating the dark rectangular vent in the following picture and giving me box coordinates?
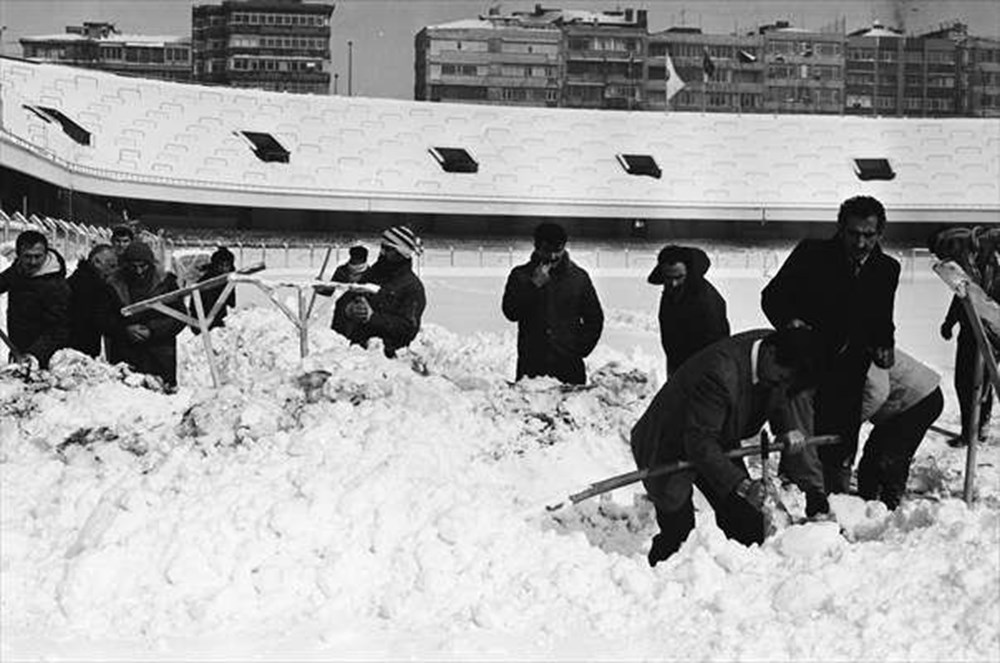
[854,158,895,181]
[429,147,478,173]
[23,104,91,146]
[238,131,289,163]
[617,154,661,179]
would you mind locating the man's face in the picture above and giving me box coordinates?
[128,259,151,280]
[17,242,47,276]
[91,250,118,281]
[758,348,794,388]
[839,214,881,263]
[661,262,688,295]
[379,244,406,263]
[112,235,132,254]
[533,241,566,266]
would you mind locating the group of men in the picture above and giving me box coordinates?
[0,225,236,389]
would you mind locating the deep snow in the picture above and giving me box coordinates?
[0,257,998,662]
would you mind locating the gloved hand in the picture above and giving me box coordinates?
[940,321,954,341]
[346,297,372,322]
[732,478,766,512]
[872,346,894,369]
[777,429,806,455]
[126,324,150,343]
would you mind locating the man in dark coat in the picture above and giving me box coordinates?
[189,247,236,333]
[328,226,426,359]
[331,245,369,284]
[0,230,71,369]
[108,241,186,388]
[502,222,604,385]
[631,327,828,567]
[648,244,730,376]
[762,195,900,496]
[67,244,123,358]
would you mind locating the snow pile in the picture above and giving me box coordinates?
[0,308,998,661]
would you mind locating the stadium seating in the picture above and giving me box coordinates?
[2,57,999,223]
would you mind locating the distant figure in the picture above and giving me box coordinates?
[502,222,604,385]
[762,195,900,496]
[858,349,944,509]
[332,245,370,284]
[108,242,185,389]
[328,226,426,359]
[630,328,828,567]
[0,230,71,369]
[648,244,730,376]
[67,244,123,358]
[110,225,134,256]
[189,247,237,333]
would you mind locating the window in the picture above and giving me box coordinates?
[429,147,478,173]
[854,158,895,181]
[238,131,289,163]
[617,154,661,179]
[23,105,91,146]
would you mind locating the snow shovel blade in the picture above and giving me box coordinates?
[543,434,841,513]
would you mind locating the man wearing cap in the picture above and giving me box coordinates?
[330,226,426,358]
[502,222,604,385]
[189,247,237,333]
[631,327,829,567]
[331,245,370,284]
[107,241,186,388]
[0,230,71,369]
[649,244,730,376]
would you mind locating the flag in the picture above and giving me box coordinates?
[702,47,715,81]
[664,50,685,102]
[737,49,757,64]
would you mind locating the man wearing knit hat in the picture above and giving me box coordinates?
[107,241,186,389]
[331,226,426,358]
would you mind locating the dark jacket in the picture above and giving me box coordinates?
[649,247,730,374]
[762,237,900,354]
[188,265,236,333]
[0,248,71,368]
[108,266,186,387]
[332,257,425,358]
[331,262,367,284]
[67,260,122,358]
[630,330,808,512]
[502,252,604,385]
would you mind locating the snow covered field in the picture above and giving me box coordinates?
[1,254,998,662]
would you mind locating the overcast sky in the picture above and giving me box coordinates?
[1,0,997,99]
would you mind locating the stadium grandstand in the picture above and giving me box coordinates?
[1,55,998,240]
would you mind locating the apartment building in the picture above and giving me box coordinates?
[192,0,334,94]
[560,8,648,110]
[963,35,1000,117]
[19,22,192,82]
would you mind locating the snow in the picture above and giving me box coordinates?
[1,257,998,662]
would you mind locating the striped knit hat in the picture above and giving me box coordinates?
[381,226,422,258]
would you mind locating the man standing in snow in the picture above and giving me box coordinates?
[0,230,71,369]
[762,196,900,497]
[857,349,944,510]
[331,245,370,284]
[327,226,425,359]
[648,244,730,376]
[502,222,604,385]
[67,244,123,358]
[631,327,828,567]
[188,247,237,333]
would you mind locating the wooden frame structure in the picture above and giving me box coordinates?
[933,259,1000,504]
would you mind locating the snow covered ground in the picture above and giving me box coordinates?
[1,256,998,662]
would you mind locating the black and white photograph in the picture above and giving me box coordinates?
[0,0,998,660]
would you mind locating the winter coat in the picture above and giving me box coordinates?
[502,252,604,385]
[630,330,812,512]
[648,247,730,374]
[861,349,941,425]
[0,248,71,368]
[332,257,425,358]
[188,266,236,333]
[762,237,900,355]
[67,260,123,358]
[331,262,368,284]
[108,266,186,387]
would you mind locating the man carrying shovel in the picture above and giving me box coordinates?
[631,327,830,567]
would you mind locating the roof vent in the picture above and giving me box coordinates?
[853,158,895,181]
[237,131,289,163]
[23,105,91,146]
[617,154,661,179]
[429,147,478,173]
